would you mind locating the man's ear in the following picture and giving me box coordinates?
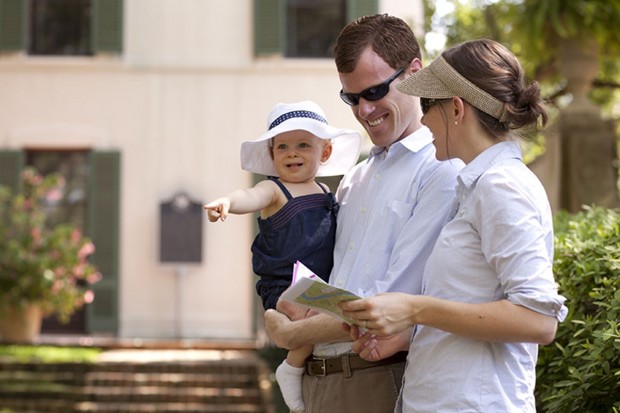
[408,57,423,74]
[321,142,333,162]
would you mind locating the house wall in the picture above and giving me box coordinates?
[0,0,424,340]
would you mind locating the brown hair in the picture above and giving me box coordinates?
[443,39,548,138]
[334,14,421,73]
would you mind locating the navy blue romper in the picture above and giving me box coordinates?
[252,177,338,310]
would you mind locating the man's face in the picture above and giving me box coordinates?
[339,47,422,148]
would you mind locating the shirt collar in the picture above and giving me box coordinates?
[457,141,523,191]
[369,126,434,159]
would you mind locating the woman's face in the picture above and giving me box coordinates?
[421,98,452,161]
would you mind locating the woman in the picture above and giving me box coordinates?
[340,39,568,412]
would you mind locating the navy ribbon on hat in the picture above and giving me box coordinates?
[269,110,327,130]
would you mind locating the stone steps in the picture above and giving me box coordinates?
[0,351,274,413]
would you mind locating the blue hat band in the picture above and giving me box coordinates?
[268,110,327,130]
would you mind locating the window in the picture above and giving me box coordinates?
[29,0,92,56]
[254,0,378,58]
[26,149,89,229]
[285,0,346,58]
[0,0,123,55]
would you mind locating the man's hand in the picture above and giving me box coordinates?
[264,309,297,349]
[276,300,315,322]
[351,327,411,362]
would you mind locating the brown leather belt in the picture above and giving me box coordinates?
[305,351,408,377]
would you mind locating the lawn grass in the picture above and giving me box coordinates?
[0,344,102,363]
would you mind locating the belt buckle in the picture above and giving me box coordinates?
[312,357,327,376]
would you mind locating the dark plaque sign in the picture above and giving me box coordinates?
[159,192,203,263]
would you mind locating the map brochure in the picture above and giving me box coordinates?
[279,260,361,325]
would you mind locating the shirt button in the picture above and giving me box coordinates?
[361,207,367,214]
[349,241,356,250]
[374,174,381,180]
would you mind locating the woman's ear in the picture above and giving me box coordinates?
[321,142,333,163]
[452,97,466,123]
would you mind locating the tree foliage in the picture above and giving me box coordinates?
[425,0,620,113]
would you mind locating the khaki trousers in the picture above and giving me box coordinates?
[301,361,405,413]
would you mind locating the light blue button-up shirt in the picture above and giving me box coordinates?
[399,141,568,412]
[314,126,462,357]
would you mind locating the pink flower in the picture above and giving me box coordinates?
[87,272,102,284]
[46,188,63,202]
[78,242,95,259]
[72,263,86,277]
[83,290,95,304]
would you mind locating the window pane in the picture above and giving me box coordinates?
[286,0,346,58]
[29,0,92,56]
[25,150,89,231]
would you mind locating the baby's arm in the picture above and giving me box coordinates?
[204,180,278,222]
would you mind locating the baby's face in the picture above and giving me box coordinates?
[271,131,331,183]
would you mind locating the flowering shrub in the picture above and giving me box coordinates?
[0,168,101,323]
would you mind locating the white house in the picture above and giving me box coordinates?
[0,0,424,341]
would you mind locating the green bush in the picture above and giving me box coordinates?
[536,206,620,412]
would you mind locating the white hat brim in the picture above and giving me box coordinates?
[240,118,362,177]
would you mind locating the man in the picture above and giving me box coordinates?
[265,14,462,413]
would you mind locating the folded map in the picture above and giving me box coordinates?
[279,261,361,324]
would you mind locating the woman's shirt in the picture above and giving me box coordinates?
[401,141,567,413]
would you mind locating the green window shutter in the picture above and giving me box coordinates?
[0,0,25,52]
[92,0,123,53]
[254,0,284,56]
[347,0,378,22]
[86,150,121,334]
[0,150,23,192]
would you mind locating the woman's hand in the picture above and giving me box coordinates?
[345,294,560,345]
[340,292,417,336]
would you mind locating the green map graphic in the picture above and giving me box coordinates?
[295,283,360,324]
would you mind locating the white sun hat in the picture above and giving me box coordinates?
[240,101,362,177]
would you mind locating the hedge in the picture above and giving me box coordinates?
[536,206,620,412]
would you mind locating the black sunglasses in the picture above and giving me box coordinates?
[420,97,446,115]
[340,68,405,106]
